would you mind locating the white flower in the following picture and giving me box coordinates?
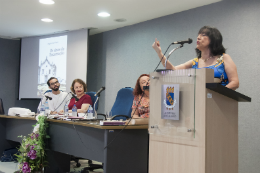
[36,115,41,121]
[33,124,40,134]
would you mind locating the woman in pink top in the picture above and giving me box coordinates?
[131,74,150,118]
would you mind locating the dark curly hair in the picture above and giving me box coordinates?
[195,26,226,58]
[70,79,87,94]
[133,74,150,96]
[47,77,58,87]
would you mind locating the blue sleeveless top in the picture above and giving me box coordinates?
[191,55,229,86]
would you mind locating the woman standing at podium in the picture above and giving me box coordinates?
[131,74,150,118]
[152,26,239,90]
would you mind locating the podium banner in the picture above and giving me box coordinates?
[161,84,179,120]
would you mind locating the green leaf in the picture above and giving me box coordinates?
[45,135,50,138]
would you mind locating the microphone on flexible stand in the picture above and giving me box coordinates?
[168,38,193,55]
[70,92,79,101]
[94,87,105,97]
[164,38,193,69]
[172,38,193,45]
[92,86,105,119]
[143,86,149,90]
[45,95,52,100]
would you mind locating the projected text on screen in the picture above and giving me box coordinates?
[38,35,67,97]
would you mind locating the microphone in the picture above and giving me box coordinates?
[143,86,149,90]
[94,86,105,96]
[45,95,52,100]
[70,92,79,101]
[172,38,192,45]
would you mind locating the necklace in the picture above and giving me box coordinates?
[203,56,212,62]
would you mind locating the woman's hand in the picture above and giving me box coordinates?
[58,110,64,114]
[131,109,140,118]
[152,38,162,54]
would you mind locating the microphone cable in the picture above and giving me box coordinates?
[104,84,147,149]
[51,92,71,113]
[72,121,99,153]
[153,43,173,72]
[104,42,173,149]
[104,43,173,149]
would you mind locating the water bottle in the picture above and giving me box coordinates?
[44,101,49,116]
[64,103,69,117]
[72,104,77,117]
[88,105,93,119]
[40,103,45,115]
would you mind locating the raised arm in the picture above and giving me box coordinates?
[223,54,239,90]
[152,38,193,70]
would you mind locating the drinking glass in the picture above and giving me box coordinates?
[106,111,112,121]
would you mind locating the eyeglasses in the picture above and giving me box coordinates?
[74,85,83,90]
[50,81,59,86]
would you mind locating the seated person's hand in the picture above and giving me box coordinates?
[58,110,64,114]
[140,113,149,118]
[124,119,134,125]
[50,111,57,115]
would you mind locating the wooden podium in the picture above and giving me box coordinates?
[149,68,251,173]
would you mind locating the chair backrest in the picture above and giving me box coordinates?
[0,98,4,115]
[44,90,52,94]
[44,90,99,111]
[44,90,64,94]
[111,87,134,120]
[85,92,98,111]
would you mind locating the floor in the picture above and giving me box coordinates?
[0,159,103,173]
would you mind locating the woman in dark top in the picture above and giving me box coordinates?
[68,79,92,113]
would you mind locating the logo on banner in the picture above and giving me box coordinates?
[164,87,176,110]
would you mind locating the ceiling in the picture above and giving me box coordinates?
[0,0,221,39]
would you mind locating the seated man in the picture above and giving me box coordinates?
[38,77,70,115]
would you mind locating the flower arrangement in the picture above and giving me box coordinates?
[15,115,50,173]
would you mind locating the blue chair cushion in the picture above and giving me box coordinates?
[85,92,98,111]
[111,87,134,120]
[44,90,63,94]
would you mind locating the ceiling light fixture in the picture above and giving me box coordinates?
[41,18,53,22]
[39,0,55,5]
[98,12,110,17]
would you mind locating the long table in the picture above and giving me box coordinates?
[0,115,148,173]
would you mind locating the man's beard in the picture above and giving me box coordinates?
[52,86,59,91]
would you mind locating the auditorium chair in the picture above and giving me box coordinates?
[97,87,134,121]
[81,87,134,172]
[71,91,99,168]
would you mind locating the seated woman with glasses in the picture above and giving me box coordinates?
[131,74,150,118]
[67,79,93,113]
